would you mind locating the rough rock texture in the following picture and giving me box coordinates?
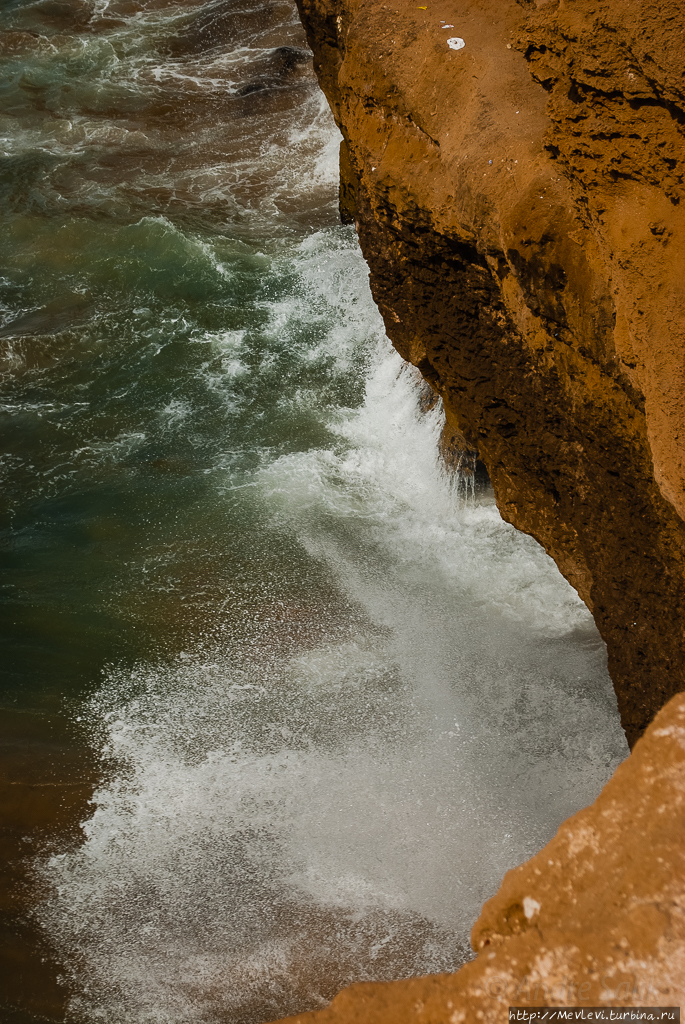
[295,0,685,746]
[276,691,685,1024]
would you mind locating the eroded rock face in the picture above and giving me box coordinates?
[275,691,685,1023]
[294,0,685,746]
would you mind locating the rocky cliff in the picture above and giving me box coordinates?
[295,0,685,748]
[277,691,685,1023]
[279,0,685,1018]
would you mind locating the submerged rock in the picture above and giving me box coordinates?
[0,294,94,340]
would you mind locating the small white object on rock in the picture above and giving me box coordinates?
[523,896,541,920]
[447,37,465,50]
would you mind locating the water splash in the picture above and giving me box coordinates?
[37,314,628,1023]
[451,450,478,509]
[0,1,629,1020]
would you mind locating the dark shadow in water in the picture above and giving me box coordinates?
[0,295,95,341]
[0,709,97,1023]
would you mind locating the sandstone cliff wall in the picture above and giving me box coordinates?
[295,0,685,746]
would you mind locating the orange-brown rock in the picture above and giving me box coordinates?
[295,0,685,746]
[275,691,685,1024]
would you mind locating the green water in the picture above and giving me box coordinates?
[0,2,628,1022]
[0,0,357,706]
[0,2,370,1016]
[2,219,368,701]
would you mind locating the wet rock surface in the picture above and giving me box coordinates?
[294,0,685,747]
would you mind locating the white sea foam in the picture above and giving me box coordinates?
[18,2,626,1019]
[38,228,628,1024]
[1,0,337,232]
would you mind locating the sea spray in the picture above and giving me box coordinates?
[39,245,627,1022]
[0,0,628,1020]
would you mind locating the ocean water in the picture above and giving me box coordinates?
[0,1,628,1022]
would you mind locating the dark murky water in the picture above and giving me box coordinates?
[0,2,628,1022]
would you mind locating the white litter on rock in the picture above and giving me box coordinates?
[447,37,465,50]
[523,897,541,920]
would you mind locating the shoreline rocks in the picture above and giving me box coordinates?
[275,691,685,1023]
[281,0,685,1017]
[294,0,685,747]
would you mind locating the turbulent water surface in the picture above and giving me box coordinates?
[0,2,628,1022]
